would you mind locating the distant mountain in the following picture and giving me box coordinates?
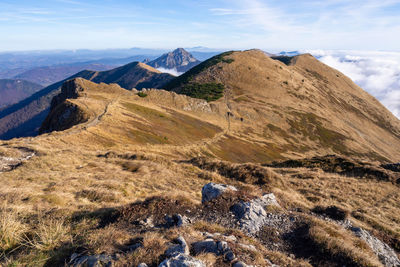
[0,48,167,70]
[14,63,115,86]
[148,48,201,73]
[0,62,174,140]
[278,51,301,57]
[0,79,43,109]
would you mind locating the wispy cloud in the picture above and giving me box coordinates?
[156,67,182,76]
[308,50,400,118]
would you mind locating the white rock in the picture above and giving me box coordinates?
[201,183,237,203]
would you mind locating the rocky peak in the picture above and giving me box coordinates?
[49,78,86,112]
[148,48,201,73]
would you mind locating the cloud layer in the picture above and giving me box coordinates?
[156,67,183,77]
[307,50,400,118]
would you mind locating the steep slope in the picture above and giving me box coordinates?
[0,74,399,266]
[164,49,400,162]
[148,48,201,73]
[0,62,174,140]
[0,79,43,109]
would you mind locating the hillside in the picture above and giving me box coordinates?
[0,79,43,109]
[148,48,201,73]
[0,62,174,140]
[0,51,399,266]
[165,49,400,163]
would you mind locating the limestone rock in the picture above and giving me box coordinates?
[165,214,191,228]
[201,183,237,203]
[165,236,190,257]
[158,253,206,267]
[350,227,400,267]
[69,253,112,267]
[231,193,279,234]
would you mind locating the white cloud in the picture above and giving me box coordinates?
[306,50,400,118]
[156,67,182,76]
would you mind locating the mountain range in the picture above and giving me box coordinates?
[0,49,399,266]
[0,79,43,109]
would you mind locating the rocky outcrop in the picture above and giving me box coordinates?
[201,183,237,203]
[49,78,86,110]
[39,79,89,134]
[350,227,400,267]
[165,214,191,228]
[231,193,280,234]
[69,253,113,267]
[158,253,206,267]
[0,147,35,172]
[165,236,189,257]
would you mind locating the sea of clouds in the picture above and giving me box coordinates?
[156,67,183,77]
[306,50,400,119]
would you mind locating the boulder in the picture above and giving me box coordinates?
[165,236,190,257]
[69,253,112,267]
[232,261,258,267]
[165,214,191,228]
[192,239,219,255]
[158,253,206,267]
[231,193,279,234]
[201,183,237,203]
[192,238,233,262]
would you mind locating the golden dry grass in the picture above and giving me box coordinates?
[0,53,399,266]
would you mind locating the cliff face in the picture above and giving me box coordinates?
[39,79,89,133]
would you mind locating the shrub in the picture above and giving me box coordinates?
[163,51,234,91]
[180,83,225,102]
[312,205,348,221]
[137,92,148,98]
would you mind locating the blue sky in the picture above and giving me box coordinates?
[1,0,400,52]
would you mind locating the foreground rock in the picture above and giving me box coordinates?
[231,193,280,234]
[69,253,113,267]
[165,236,190,257]
[350,227,400,267]
[158,253,206,267]
[201,183,237,203]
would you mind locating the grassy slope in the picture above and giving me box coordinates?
[0,50,399,265]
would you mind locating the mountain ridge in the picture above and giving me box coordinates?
[0,61,174,140]
[1,49,400,266]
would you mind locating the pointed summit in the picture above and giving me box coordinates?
[148,48,201,73]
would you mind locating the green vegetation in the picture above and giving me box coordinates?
[271,56,294,65]
[137,92,148,98]
[180,82,224,102]
[163,51,235,91]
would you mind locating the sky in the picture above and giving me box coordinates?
[0,0,400,52]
